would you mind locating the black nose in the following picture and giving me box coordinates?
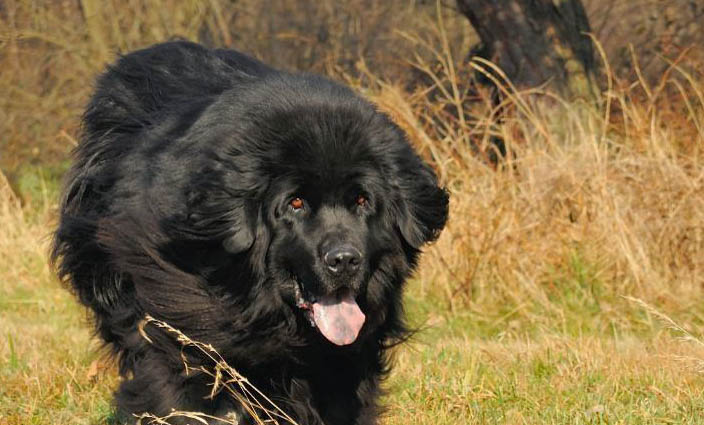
[324,245,362,275]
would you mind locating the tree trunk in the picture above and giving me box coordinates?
[456,0,599,101]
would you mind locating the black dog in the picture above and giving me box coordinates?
[52,41,448,425]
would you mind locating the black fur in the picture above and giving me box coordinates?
[52,41,448,425]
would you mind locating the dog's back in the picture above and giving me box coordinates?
[84,41,269,142]
[52,42,269,346]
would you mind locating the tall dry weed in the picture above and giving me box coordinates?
[364,21,703,324]
[0,170,54,289]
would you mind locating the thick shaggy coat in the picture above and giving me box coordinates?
[52,41,448,425]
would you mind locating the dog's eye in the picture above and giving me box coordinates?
[355,195,368,207]
[289,197,305,210]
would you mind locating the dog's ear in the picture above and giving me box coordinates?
[222,201,257,254]
[393,151,449,249]
[184,182,258,255]
[223,227,253,253]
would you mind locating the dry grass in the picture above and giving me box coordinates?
[364,23,704,333]
[135,315,300,425]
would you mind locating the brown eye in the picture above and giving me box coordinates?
[356,195,368,207]
[290,197,304,210]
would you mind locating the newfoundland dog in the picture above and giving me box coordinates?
[52,41,448,425]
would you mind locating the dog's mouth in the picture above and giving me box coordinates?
[292,276,366,346]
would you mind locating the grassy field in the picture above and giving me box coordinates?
[2,173,704,425]
[2,1,704,424]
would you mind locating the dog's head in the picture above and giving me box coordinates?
[189,75,449,346]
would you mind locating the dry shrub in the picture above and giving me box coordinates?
[364,23,704,322]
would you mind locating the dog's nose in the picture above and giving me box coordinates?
[324,245,361,275]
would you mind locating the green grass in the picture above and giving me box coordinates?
[384,311,704,424]
[0,278,117,425]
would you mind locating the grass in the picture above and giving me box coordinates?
[386,333,704,424]
[2,1,704,424]
[2,192,704,425]
[0,177,116,425]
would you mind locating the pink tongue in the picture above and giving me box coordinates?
[312,289,366,346]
